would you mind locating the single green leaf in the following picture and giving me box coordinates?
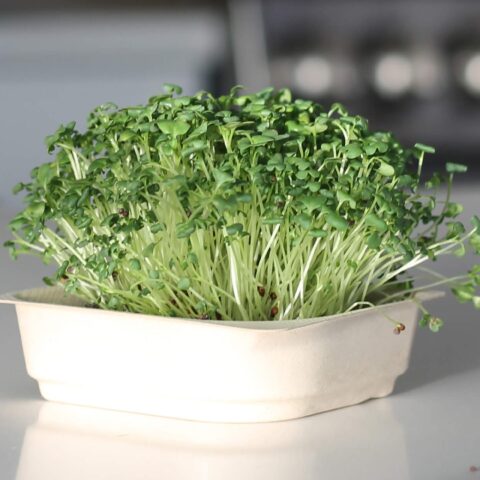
[446,221,465,239]
[429,316,444,333]
[344,143,363,159]
[470,265,480,284]
[365,213,388,232]
[37,164,55,188]
[87,158,108,174]
[157,120,190,137]
[163,83,183,95]
[446,162,467,173]
[148,270,160,280]
[25,202,45,219]
[444,202,463,218]
[313,122,328,133]
[251,135,274,145]
[336,191,356,208]
[326,213,349,231]
[378,161,395,177]
[176,223,195,239]
[213,169,234,188]
[162,175,187,187]
[213,196,237,213]
[294,213,312,229]
[285,121,309,134]
[295,159,310,170]
[44,134,59,152]
[367,233,381,249]
[187,252,198,265]
[300,195,325,212]
[129,259,141,271]
[307,182,320,192]
[262,216,284,225]
[107,296,120,309]
[142,243,155,257]
[182,139,207,156]
[296,170,310,180]
[75,217,92,229]
[471,215,480,233]
[150,223,165,234]
[452,284,475,302]
[415,143,435,154]
[419,313,431,328]
[472,296,480,309]
[226,223,243,235]
[177,277,190,290]
[8,216,26,231]
[234,193,253,203]
[119,130,136,142]
[43,276,56,287]
[397,175,413,187]
[4,240,17,260]
[12,182,25,194]
[470,234,480,254]
[308,228,327,238]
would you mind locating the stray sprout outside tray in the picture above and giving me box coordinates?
[5,85,480,332]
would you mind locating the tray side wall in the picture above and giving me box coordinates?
[14,299,418,422]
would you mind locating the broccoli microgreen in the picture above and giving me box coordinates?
[5,85,480,328]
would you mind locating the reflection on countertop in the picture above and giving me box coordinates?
[13,399,408,480]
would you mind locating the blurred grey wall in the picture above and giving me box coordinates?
[0,10,226,209]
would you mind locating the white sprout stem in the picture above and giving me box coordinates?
[57,143,83,180]
[224,228,242,310]
[41,230,87,266]
[345,301,376,312]
[11,236,45,253]
[229,246,241,305]
[256,223,281,272]
[378,275,467,305]
[372,231,473,292]
[281,237,321,319]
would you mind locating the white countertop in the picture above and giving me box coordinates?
[1,186,479,480]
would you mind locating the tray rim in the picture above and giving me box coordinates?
[0,286,443,332]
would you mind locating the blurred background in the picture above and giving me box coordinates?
[1,0,480,212]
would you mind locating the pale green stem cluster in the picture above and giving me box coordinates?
[12,183,472,320]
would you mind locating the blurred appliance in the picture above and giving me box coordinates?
[229,0,480,174]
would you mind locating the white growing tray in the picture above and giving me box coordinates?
[0,287,439,423]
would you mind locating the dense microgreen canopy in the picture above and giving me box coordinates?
[5,85,480,330]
